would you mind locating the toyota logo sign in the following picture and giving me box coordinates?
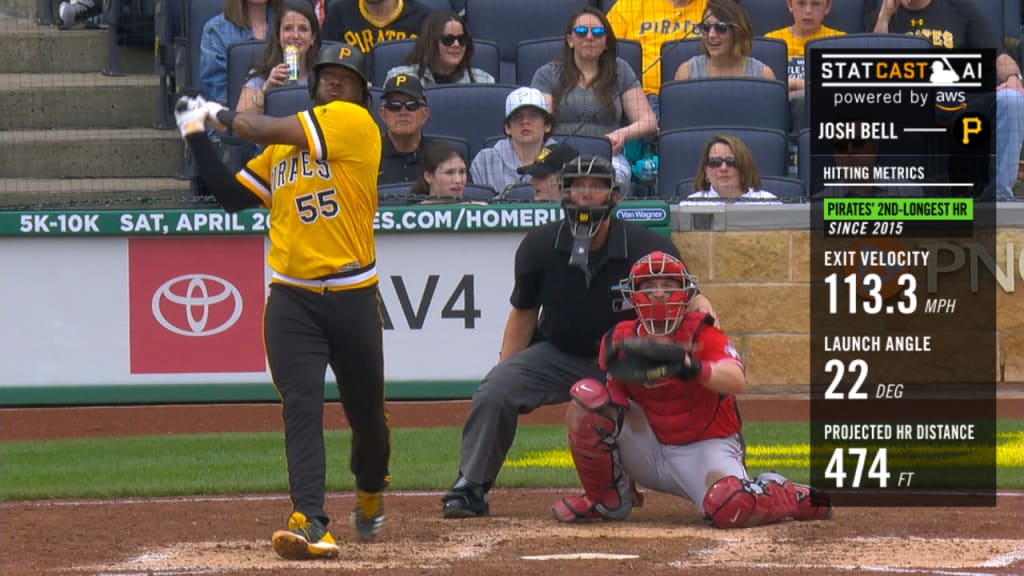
[151,274,244,336]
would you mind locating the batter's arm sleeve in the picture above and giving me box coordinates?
[184,132,261,212]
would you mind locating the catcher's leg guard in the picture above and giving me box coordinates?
[702,473,800,529]
[761,471,831,520]
[551,378,633,523]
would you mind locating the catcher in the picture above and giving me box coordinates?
[552,251,833,528]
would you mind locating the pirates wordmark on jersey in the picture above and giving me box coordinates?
[236,100,382,290]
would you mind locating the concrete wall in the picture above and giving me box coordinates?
[670,205,1023,391]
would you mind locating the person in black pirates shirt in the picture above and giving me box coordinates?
[322,0,431,54]
[873,0,1024,200]
[440,155,718,518]
[378,73,434,186]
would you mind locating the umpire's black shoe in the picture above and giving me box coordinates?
[441,481,489,518]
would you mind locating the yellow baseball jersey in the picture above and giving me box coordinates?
[607,0,708,95]
[764,25,844,79]
[237,100,382,291]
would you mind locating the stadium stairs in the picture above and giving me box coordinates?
[0,3,190,209]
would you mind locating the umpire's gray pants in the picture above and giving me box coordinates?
[457,341,605,487]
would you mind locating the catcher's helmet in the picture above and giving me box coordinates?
[308,43,370,105]
[621,251,697,336]
[559,155,618,237]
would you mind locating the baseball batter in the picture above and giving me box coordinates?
[552,251,834,527]
[175,43,389,558]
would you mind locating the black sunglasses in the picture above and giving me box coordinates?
[831,139,867,152]
[382,99,426,112]
[707,156,737,168]
[572,25,607,38]
[440,34,469,47]
[698,21,731,35]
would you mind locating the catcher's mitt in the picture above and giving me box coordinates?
[604,338,700,385]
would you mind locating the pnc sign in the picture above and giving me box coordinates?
[129,237,266,374]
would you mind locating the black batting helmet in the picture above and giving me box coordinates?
[308,43,371,105]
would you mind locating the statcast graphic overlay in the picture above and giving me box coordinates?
[808,49,996,506]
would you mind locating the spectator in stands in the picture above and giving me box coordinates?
[378,74,434,185]
[812,119,924,197]
[471,87,557,194]
[531,7,656,187]
[683,134,779,203]
[516,143,580,202]
[323,0,431,55]
[411,141,470,202]
[873,0,1024,200]
[607,0,709,114]
[386,12,495,88]
[238,2,321,113]
[674,0,775,81]
[201,0,281,104]
[764,0,845,133]
[57,0,101,30]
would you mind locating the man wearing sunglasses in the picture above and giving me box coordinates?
[378,74,434,186]
[322,0,431,54]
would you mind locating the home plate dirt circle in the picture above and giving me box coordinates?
[37,491,1024,576]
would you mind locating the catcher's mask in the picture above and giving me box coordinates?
[309,43,371,108]
[559,155,618,273]
[620,251,698,336]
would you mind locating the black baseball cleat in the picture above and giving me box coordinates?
[441,484,489,518]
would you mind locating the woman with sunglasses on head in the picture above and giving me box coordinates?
[531,6,656,187]
[684,134,778,203]
[385,11,495,88]
[673,0,775,81]
[238,2,321,113]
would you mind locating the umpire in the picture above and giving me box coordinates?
[441,155,717,518]
[175,44,389,557]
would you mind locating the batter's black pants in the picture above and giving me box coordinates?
[264,282,390,526]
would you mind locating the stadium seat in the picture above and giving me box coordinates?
[370,38,500,87]
[515,36,643,87]
[503,182,537,201]
[185,0,223,94]
[422,84,517,156]
[656,127,789,198]
[425,134,473,165]
[675,175,806,201]
[226,40,268,109]
[264,84,314,117]
[379,182,415,205]
[659,78,789,132]
[466,0,591,83]
[742,2,793,37]
[659,37,788,86]
[370,87,384,132]
[552,133,612,161]
[464,182,499,201]
[798,128,811,193]
[822,0,869,34]
[760,175,807,200]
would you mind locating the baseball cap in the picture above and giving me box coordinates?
[383,74,426,101]
[517,143,579,178]
[505,87,550,121]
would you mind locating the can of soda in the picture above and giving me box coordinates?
[285,46,300,82]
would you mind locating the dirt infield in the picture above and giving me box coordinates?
[2,398,1023,575]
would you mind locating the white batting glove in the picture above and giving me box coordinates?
[174,96,207,138]
[195,95,229,132]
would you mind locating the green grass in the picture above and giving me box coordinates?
[1,420,1021,501]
